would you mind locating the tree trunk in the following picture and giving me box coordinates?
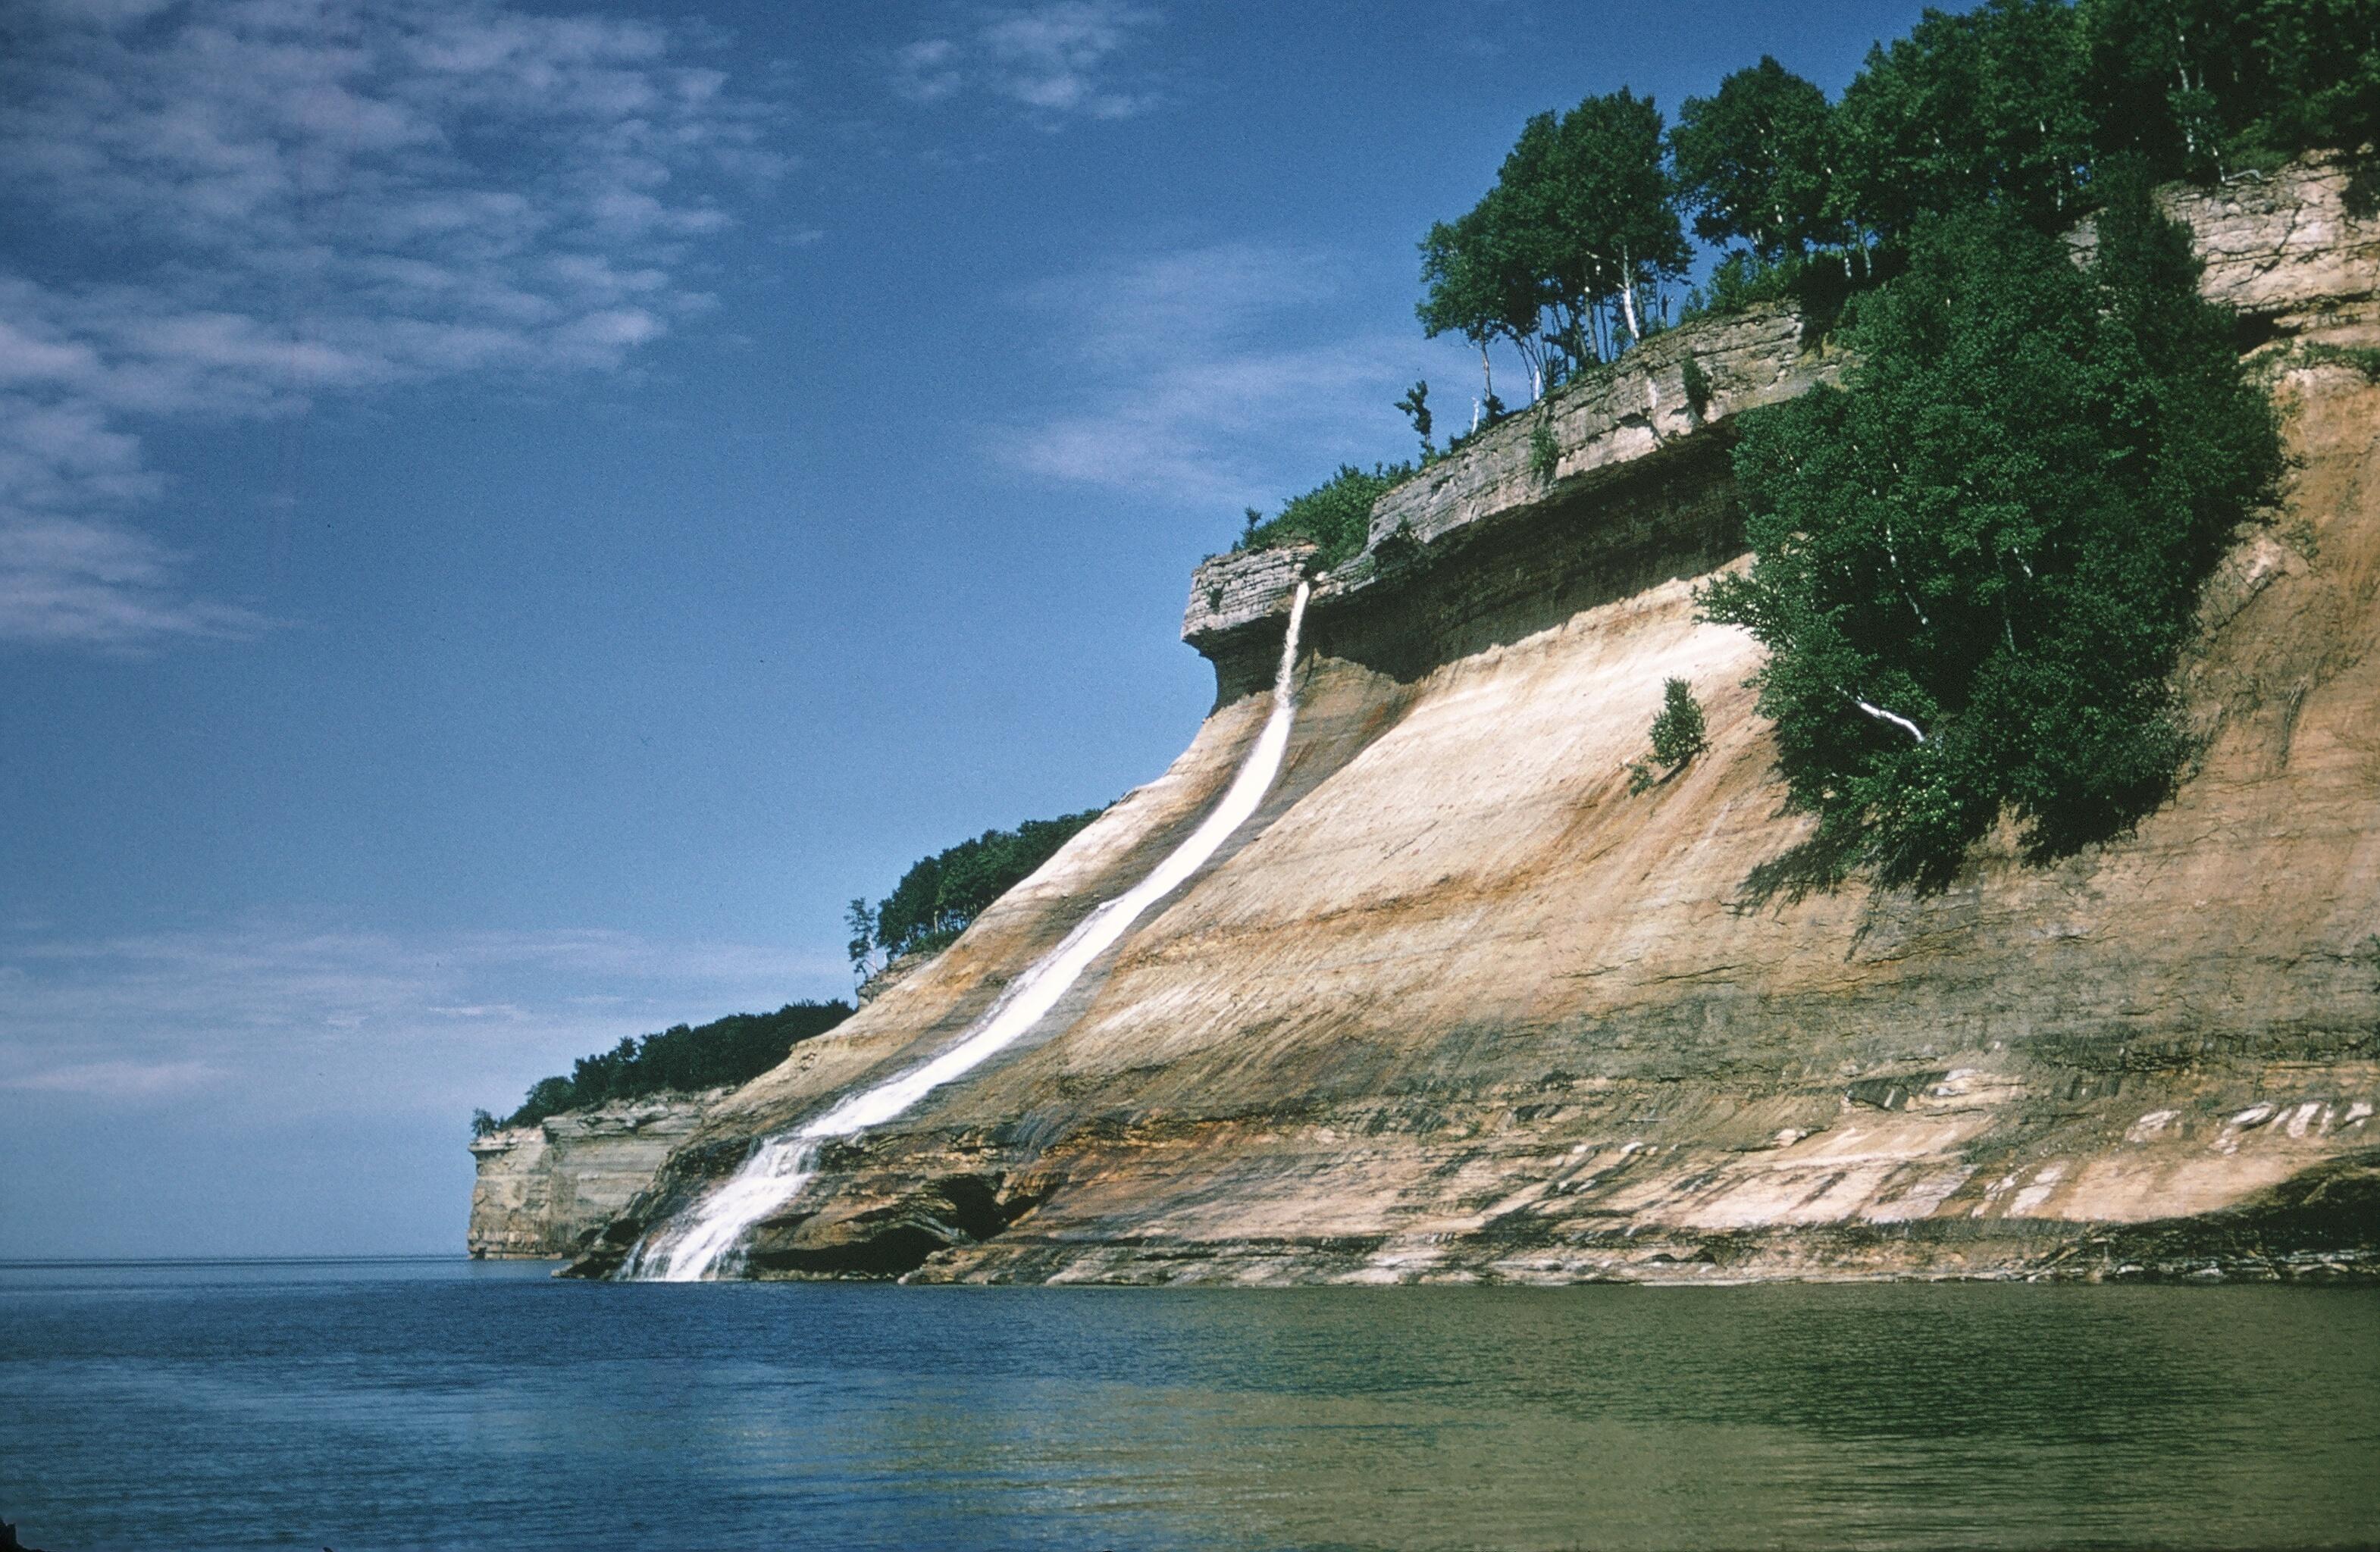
[1617,242,1642,345]
[1840,689,1927,743]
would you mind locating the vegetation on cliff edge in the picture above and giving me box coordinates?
[1238,464,1413,570]
[1234,0,2367,568]
[1699,168,2282,889]
[474,1000,855,1135]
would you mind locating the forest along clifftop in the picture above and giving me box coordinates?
[564,158,2380,1286]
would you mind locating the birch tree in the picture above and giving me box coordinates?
[1830,0,2094,242]
[2078,0,2380,191]
[1671,57,1844,263]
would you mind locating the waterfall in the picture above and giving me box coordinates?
[625,580,1314,1281]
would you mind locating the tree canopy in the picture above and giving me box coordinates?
[1671,57,1843,262]
[1832,0,2097,241]
[1418,89,1687,399]
[857,806,1110,970]
[2079,0,2380,190]
[1699,169,2280,888]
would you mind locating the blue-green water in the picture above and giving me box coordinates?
[2,1260,2374,1551]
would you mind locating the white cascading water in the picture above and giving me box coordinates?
[625,581,1313,1281]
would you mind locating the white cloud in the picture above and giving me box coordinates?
[0,0,785,652]
[891,38,965,104]
[893,2,1160,123]
[0,514,270,650]
[1004,241,1421,512]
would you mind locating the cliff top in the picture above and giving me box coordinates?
[1183,156,2380,674]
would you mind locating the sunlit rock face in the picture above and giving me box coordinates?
[572,161,2380,1284]
[468,1092,723,1258]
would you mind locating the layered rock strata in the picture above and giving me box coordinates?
[468,1090,723,1257]
[570,159,2380,1284]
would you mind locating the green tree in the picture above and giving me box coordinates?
[1630,677,1711,793]
[487,1001,856,1131]
[1833,0,2093,242]
[1525,89,1691,355]
[2077,0,2239,178]
[2079,0,2380,192]
[1396,380,1433,458]
[870,806,1110,961]
[1700,171,2280,888]
[1418,189,1541,409]
[844,897,878,983]
[518,1075,577,1123]
[1671,57,1843,261]
[1420,89,1689,400]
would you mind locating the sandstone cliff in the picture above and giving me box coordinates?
[468,1090,723,1257]
[572,159,2379,1284]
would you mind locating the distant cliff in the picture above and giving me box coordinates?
[468,1090,723,1257]
[572,159,2379,1284]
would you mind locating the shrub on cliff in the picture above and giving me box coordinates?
[1649,679,1710,768]
[1629,678,1711,793]
[1699,166,2281,890]
[1241,463,1411,568]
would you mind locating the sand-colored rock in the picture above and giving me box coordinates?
[468,1090,723,1257]
[570,162,2380,1284]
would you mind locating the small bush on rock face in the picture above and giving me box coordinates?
[2295,342,2380,383]
[1529,418,1561,486]
[1630,677,1709,793]
[1680,355,1713,421]
[1650,678,1709,766]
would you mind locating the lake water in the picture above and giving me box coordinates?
[2,1260,2374,1551]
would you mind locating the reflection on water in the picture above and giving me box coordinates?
[3,1261,2374,1550]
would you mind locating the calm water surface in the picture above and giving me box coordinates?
[2,1259,2374,1550]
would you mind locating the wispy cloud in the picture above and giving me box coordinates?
[1004,241,1420,512]
[0,513,271,648]
[893,2,1162,123]
[0,918,847,1117]
[0,0,784,652]
[8,1059,219,1100]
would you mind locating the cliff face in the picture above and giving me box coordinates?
[573,160,2380,1284]
[468,1090,722,1257]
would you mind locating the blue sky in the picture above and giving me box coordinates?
[1,0,1931,1256]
